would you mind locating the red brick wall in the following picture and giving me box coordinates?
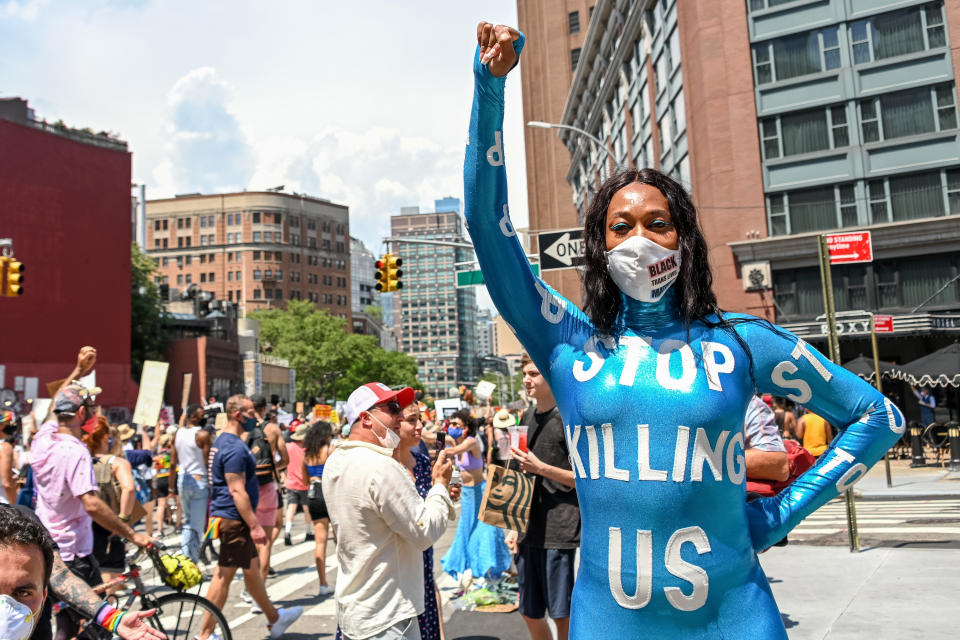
[0,119,137,406]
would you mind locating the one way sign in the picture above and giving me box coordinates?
[538,228,585,272]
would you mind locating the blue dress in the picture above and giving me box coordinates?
[463,33,906,639]
[413,451,442,640]
[440,442,512,581]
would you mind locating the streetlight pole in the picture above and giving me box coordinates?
[527,121,617,166]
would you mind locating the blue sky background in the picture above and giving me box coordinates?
[1,0,530,278]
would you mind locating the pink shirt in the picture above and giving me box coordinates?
[32,421,97,561]
[285,441,309,491]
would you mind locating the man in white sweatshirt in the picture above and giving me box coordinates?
[323,382,455,640]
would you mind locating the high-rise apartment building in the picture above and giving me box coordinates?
[391,201,481,397]
[476,308,494,360]
[146,191,351,317]
[554,0,960,361]
[350,236,378,314]
[517,0,595,305]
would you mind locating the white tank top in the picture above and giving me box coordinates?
[175,425,206,478]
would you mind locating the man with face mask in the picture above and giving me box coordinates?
[197,394,301,640]
[32,348,155,639]
[324,383,456,640]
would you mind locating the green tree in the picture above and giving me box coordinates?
[363,305,383,324]
[479,369,524,407]
[252,300,422,402]
[130,243,168,381]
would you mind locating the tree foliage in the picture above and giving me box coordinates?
[130,243,168,382]
[252,300,421,402]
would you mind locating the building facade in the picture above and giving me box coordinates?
[391,202,481,397]
[350,236,378,315]
[553,0,960,364]
[517,0,595,306]
[145,191,351,318]
[0,97,138,408]
[476,308,494,360]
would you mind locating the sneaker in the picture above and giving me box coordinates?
[284,532,292,546]
[250,601,263,614]
[268,606,303,639]
[193,632,221,640]
[304,532,315,542]
[267,567,278,578]
[317,584,334,596]
[239,589,253,604]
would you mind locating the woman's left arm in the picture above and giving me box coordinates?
[112,457,137,520]
[741,321,905,551]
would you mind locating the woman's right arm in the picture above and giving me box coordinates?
[464,23,593,379]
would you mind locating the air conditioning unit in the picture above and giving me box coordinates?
[741,261,772,292]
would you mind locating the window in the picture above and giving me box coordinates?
[177,274,183,285]
[162,219,168,230]
[228,271,233,282]
[200,273,206,283]
[752,27,841,85]
[208,215,214,227]
[569,10,580,34]
[162,257,169,267]
[275,289,283,300]
[154,239,160,248]
[749,0,800,9]
[949,169,960,213]
[185,256,191,265]
[236,270,241,280]
[178,237,183,248]
[859,84,957,143]
[253,231,261,242]
[177,218,183,229]
[265,288,273,299]
[253,269,261,280]
[253,212,260,223]
[227,213,233,225]
[162,238,168,248]
[200,235,207,246]
[761,104,850,160]
[850,3,946,64]
[200,216,206,228]
[253,289,261,299]
[154,220,161,231]
[571,47,581,72]
[185,274,192,284]
[766,183,859,235]
[253,251,261,260]
[264,231,272,243]
[209,272,215,282]
[185,218,191,228]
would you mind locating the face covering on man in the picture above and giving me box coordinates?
[0,594,42,640]
[605,234,682,303]
[369,413,401,450]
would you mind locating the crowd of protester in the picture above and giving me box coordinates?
[0,342,851,640]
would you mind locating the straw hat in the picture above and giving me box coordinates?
[117,423,136,441]
[493,409,514,430]
[291,422,309,441]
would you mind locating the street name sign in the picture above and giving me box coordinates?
[456,263,539,287]
[538,228,585,271]
[874,315,894,333]
[826,231,873,264]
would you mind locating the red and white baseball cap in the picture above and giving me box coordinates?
[344,382,415,426]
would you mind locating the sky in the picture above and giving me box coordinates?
[1,0,530,308]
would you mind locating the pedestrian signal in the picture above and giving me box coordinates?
[383,253,403,292]
[1,257,24,297]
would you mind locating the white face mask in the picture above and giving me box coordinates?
[369,413,401,450]
[605,234,682,303]
[0,594,42,640]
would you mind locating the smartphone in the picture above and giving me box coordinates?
[434,434,446,455]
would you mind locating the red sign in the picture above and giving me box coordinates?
[826,231,873,264]
[874,315,894,333]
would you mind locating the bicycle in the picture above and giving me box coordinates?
[54,544,232,640]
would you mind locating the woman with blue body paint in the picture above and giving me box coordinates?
[465,22,906,639]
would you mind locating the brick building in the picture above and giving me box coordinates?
[145,191,351,317]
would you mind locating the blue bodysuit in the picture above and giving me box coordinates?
[463,35,905,639]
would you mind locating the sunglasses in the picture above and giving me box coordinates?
[373,401,402,416]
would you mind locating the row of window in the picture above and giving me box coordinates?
[154,212,345,234]
[760,83,958,160]
[773,251,960,318]
[766,166,960,236]
[752,2,947,86]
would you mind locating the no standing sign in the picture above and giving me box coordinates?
[826,231,873,264]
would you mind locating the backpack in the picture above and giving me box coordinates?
[94,455,123,514]
[247,424,278,486]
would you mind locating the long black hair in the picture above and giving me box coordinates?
[582,168,776,385]
[304,421,333,458]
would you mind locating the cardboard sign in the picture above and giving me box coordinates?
[214,411,228,433]
[181,373,193,410]
[45,378,66,399]
[295,402,304,415]
[132,361,170,426]
[476,380,496,401]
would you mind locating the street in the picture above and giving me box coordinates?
[156,492,959,640]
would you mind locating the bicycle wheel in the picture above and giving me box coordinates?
[145,592,232,640]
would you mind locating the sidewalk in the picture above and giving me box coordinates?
[761,545,958,639]
[853,458,960,500]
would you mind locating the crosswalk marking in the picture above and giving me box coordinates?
[791,498,960,539]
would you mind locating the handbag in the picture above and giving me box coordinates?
[478,464,535,534]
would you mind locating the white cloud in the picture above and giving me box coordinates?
[153,67,255,195]
[1,0,48,21]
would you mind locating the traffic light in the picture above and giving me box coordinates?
[1,257,24,297]
[374,256,387,292]
[384,253,403,292]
